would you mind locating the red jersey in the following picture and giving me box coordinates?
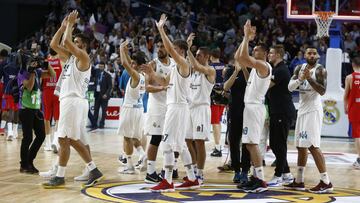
[42,57,62,90]
[348,72,360,122]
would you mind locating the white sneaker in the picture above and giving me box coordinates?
[6,135,13,141]
[40,165,58,179]
[13,130,18,139]
[267,175,283,187]
[282,173,295,184]
[353,161,360,170]
[135,155,147,171]
[118,166,135,174]
[74,167,90,181]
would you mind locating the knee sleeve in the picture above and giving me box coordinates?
[150,135,162,147]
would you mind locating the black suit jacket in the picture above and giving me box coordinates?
[95,70,113,100]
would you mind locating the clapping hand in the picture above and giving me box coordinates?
[187,33,195,49]
[156,14,167,30]
[67,10,78,25]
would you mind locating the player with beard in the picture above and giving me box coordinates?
[144,38,176,183]
[43,11,103,188]
[285,46,333,193]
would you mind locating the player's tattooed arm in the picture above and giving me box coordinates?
[288,65,302,92]
[306,66,327,95]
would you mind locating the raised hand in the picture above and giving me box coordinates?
[67,10,78,24]
[120,39,129,50]
[187,33,195,49]
[156,14,167,29]
[61,16,68,29]
[243,20,253,40]
[140,64,155,76]
[249,26,256,41]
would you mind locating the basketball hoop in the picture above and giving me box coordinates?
[314,11,335,38]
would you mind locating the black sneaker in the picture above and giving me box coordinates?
[118,155,127,165]
[159,169,179,179]
[237,176,256,190]
[42,176,65,189]
[271,160,277,167]
[217,163,234,173]
[144,172,161,184]
[210,148,222,157]
[242,177,268,193]
[20,166,30,173]
[27,164,39,174]
[83,168,104,188]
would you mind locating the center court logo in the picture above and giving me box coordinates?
[81,181,360,203]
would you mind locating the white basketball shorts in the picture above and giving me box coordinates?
[242,103,266,145]
[295,110,323,148]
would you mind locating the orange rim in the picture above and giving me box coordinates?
[314,11,335,21]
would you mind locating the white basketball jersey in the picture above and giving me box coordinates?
[123,73,145,108]
[166,65,191,105]
[147,58,176,113]
[189,71,214,108]
[298,63,323,115]
[59,56,90,100]
[244,62,272,104]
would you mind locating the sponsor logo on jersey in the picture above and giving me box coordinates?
[82,180,360,203]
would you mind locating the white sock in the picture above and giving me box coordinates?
[193,164,198,175]
[215,144,221,150]
[320,172,330,184]
[255,166,264,180]
[164,167,173,183]
[147,160,156,174]
[126,155,133,168]
[163,150,175,183]
[13,124,18,133]
[297,166,305,183]
[136,146,145,159]
[86,161,96,171]
[54,156,60,166]
[185,164,196,181]
[46,135,51,146]
[252,166,256,178]
[0,120,6,128]
[56,166,66,177]
[7,122,13,134]
[197,168,204,177]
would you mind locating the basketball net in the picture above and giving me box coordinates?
[314,11,335,38]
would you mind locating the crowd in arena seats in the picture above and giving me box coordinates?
[14,0,360,97]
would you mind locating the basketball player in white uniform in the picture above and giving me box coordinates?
[285,47,333,193]
[235,20,271,193]
[43,11,103,188]
[144,39,176,183]
[141,14,199,192]
[117,40,147,174]
[185,33,215,185]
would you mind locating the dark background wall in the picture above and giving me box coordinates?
[0,0,50,49]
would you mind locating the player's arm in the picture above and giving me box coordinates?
[156,14,189,77]
[224,62,241,91]
[119,40,140,88]
[50,16,71,61]
[306,66,327,96]
[63,10,90,71]
[186,33,216,83]
[288,65,303,92]
[343,75,352,114]
[145,61,167,93]
[238,20,269,78]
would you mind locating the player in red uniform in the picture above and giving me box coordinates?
[344,56,360,170]
[42,49,62,151]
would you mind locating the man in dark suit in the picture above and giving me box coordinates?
[93,62,113,129]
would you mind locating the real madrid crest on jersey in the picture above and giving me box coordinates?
[323,99,340,125]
